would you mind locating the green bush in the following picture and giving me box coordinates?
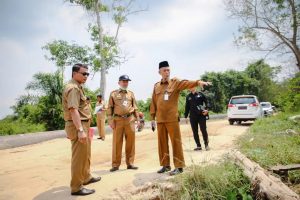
[237,112,300,168]
[275,73,300,112]
[160,161,252,200]
[0,116,46,135]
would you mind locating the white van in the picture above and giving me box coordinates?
[227,95,263,125]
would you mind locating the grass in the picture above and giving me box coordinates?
[0,117,46,135]
[159,160,252,200]
[237,112,300,192]
[157,112,300,200]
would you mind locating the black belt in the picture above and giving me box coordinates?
[67,119,90,122]
[114,113,133,118]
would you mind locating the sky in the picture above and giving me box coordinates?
[0,0,279,119]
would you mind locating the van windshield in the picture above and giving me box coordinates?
[230,97,256,104]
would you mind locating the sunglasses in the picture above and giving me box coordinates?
[77,72,90,77]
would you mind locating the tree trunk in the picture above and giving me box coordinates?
[294,45,300,71]
[100,67,106,99]
[231,150,300,200]
[95,0,107,99]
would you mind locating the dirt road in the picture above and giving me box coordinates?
[0,119,251,200]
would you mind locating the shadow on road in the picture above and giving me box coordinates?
[132,171,169,187]
[232,122,253,127]
[93,169,127,176]
[32,186,75,200]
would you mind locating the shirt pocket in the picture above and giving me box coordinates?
[166,88,175,96]
[80,94,89,112]
[155,87,162,95]
[112,94,123,107]
[125,94,133,101]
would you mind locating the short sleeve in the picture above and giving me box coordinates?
[67,88,80,109]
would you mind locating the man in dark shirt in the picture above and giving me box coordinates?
[184,87,210,151]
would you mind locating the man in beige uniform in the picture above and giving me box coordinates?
[107,75,140,172]
[63,63,101,196]
[150,61,211,176]
[95,94,107,140]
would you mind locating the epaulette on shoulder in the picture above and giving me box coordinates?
[171,77,180,81]
[154,81,160,87]
[110,89,119,95]
[127,89,133,94]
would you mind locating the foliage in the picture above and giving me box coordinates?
[224,0,300,69]
[0,115,45,135]
[43,40,91,72]
[237,112,300,193]
[137,98,151,121]
[160,160,252,200]
[8,71,65,132]
[275,72,300,112]
[201,60,280,113]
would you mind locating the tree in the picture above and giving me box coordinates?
[244,59,281,101]
[201,72,227,113]
[275,72,300,111]
[137,98,151,120]
[13,72,65,130]
[42,40,91,82]
[224,0,300,71]
[67,0,145,99]
[200,60,281,112]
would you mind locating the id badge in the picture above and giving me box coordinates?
[123,100,128,107]
[164,93,169,101]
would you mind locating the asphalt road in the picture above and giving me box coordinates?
[0,114,227,150]
[0,118,249,200]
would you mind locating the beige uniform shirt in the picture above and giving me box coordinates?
[62,79,91,121]
[150,78,199,123]
[107,89,139,122]
[95,101,107,119]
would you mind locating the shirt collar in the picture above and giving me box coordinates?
[71,79,82,88]
[118,88,128,93]
[160,79,170,84]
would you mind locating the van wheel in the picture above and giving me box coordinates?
[229,120,234,125]
[237,121,242,125]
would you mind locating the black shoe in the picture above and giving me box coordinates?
[205,145,210,151]
[97,137,105,141]
[194,147,202,151]
[169,168,183,176]
[110,167,119,172]
[83,177,101,185]
[127,165,138,170]
[71,188,95,196]
[157,166,171,173]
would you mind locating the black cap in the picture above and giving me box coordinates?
[119,75,131,81]
[159,61,169,69]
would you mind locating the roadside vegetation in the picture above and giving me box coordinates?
[237,112,300,194]
[159,160,252,200]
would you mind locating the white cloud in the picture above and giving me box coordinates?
[120,0,224,44]
[1,0,286,119]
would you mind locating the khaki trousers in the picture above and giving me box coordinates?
[65,121,92,193]
[112,116,136,167]
[96,115,106,139]
[157,121,185,168]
